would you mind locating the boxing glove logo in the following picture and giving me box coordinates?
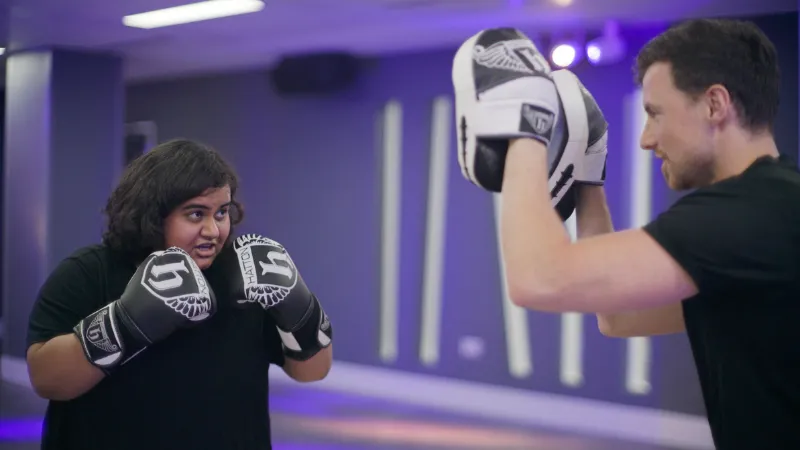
[472,29,550,77]
[83,306,122,364]
[141,247,213,321]
[520,103,555,144]
[233,234,298,309]
[148,260,190,291]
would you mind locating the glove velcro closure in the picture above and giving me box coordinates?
[74,302,126,374]
[73,301,148,374]
[275,295,332,361]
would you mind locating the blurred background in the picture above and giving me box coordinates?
[0,0,797,449]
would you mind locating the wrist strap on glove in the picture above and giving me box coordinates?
[272,295,332,361]
[73,302,148,374]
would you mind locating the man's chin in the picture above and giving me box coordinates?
[665,176,678,190]
[666,178,697,192]
[662,167,676,189]
[662,165,689,191]
[665,176,685,191]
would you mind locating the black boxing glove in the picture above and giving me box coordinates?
[223,234,332,361]
[74,247,217,373]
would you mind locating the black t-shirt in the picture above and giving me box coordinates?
[27,244,286,450]
[644,155,800,449]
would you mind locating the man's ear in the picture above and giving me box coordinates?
[704,84,734,126]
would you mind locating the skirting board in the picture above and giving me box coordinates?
[1,355,713,449]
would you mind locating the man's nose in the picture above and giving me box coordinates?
[639,128,656,151]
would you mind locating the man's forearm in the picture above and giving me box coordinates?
[573,185,620,329]
[574,186,681,336]
[575,184,615,238]
[501,139,574,304]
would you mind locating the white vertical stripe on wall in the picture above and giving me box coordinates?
[419,96,452,366]
[379,100,403,363]
[626,88,653,395]
[493,194,533,378]
[561,213,584,387]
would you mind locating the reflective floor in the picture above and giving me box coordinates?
[1,381,685,450]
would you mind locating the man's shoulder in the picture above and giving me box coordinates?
[644,156,799,276]
[715,154,800,194]
[671,157,800,214]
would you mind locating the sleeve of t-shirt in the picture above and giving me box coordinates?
[643,188,792,297]
[263,316,286,367]
[27,255,103,348]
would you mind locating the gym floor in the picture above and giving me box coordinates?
[1,381,687,450]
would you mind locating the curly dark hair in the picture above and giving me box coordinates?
[102,139,244,262]
[635,18,780,133]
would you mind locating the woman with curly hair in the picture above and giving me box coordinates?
[25,139,333,450]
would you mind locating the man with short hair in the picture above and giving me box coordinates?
[453,19,800,449]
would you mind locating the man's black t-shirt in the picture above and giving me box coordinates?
[27,244,286,450]
[644,155,800,449]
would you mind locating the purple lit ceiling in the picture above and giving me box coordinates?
[1,0,796,81]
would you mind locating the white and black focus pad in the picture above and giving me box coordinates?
[452,28,584,220]
[453,28,558,190]
[549,69,591,217]
[561,70,609,185]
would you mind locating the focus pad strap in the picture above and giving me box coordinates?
[275,295,332,362]
[74,302,125,372]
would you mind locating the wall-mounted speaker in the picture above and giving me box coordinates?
[269,52,361,96]
[123,121,158,167]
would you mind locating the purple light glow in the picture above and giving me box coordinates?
[0,418,43,441]
[586,43,602,64]
[271,444,362,450]
[551,43,577,68]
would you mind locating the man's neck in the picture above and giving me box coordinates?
[712,129,779,182]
